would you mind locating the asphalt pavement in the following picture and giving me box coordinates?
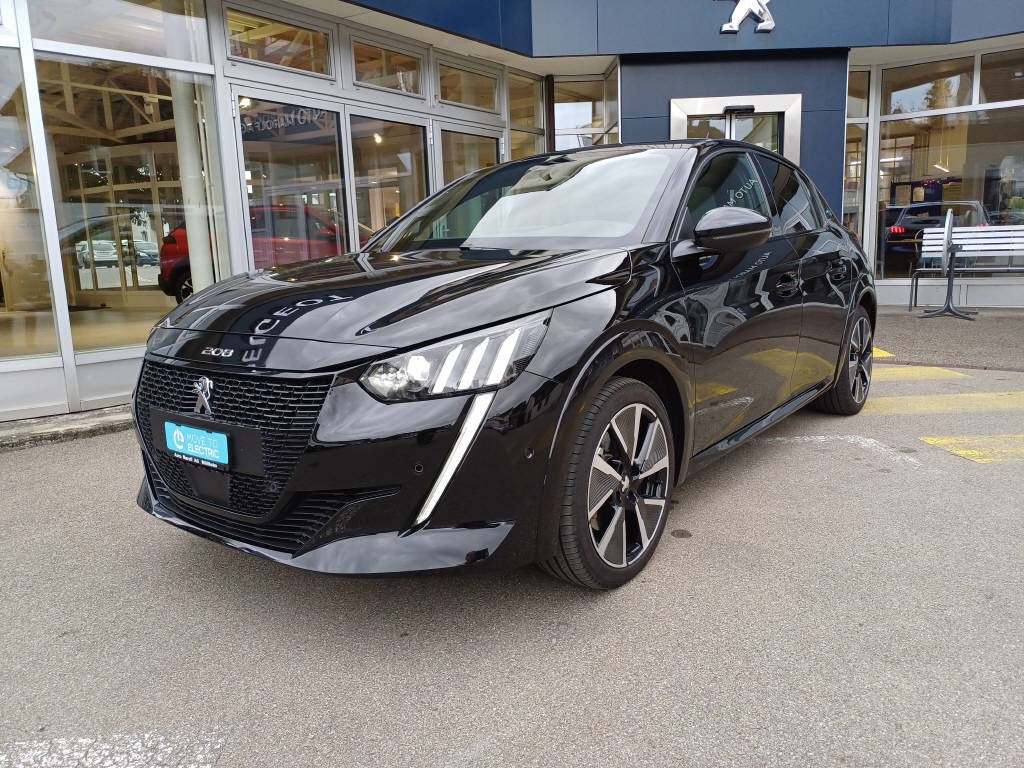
[1,310,1022,767]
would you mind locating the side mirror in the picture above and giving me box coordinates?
[694,207,772,253]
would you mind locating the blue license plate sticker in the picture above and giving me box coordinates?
[164,421,229,467]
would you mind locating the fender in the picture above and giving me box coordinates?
[532,320,694,562]
[828,280,878,389]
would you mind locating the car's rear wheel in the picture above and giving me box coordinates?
[173,270,193,304]
[814,305,873,415]
[542,377,674,589]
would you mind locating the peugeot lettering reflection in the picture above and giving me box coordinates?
[132,141,876,589]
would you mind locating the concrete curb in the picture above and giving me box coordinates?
[0,405,134,453]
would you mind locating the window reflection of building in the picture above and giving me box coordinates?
[0,49,58,359]
[37,56,225,352]
[554,66,619,150]
[350,116,427,235]
[239,98,347,262]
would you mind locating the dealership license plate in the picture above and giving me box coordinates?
[164,421,229,468]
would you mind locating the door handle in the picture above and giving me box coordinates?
[776,272,800,298]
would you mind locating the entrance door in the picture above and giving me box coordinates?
[431,121,502,186]
[670,94,803,163]
[687,110,781,153]
[235,91,350,266]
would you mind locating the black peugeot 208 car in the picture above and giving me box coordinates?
[133,141,875,589]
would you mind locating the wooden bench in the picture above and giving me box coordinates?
[909,225,1024,309]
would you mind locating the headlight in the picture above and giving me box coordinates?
[360,312,550,401]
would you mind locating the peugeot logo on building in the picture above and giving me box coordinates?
[193,376,214,417]
[718,0,775,33]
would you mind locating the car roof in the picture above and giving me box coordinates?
[539,139,788,161]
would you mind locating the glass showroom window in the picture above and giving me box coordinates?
[844,71,870,241]
[29,0,210,64]
[438,64,497,112]
[877,105,1024,277]
[36,54,226,349]
[554,68,619,150]
[226,8,330,75]
[508,72,545,159]
[238,96,349,259]
[349,116,428,237]
[0,49,59,359]
[353,40,422,95]
[980,49,1024,104]
[881,58,974,114]
[440,131,498,185]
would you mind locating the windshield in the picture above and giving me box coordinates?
[372,147,683,252]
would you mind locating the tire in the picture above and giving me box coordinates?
[814,305,873,415]
[173,270,193,304]
[541,377,675,589]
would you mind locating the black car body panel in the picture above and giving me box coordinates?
[133,141,875,577]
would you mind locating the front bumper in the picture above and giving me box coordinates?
[138,481,515,573]
[134,361,562,574]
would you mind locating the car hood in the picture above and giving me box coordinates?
[149,248,631,370]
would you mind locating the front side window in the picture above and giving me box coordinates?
[374,148,680,252]
[686,152,770,226]
[755,156,821,234]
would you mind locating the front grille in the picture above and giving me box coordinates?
[136,359,331,518]
[146,456,352,553]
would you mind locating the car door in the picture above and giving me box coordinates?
[754,154,853,394]
[670,149,803,455]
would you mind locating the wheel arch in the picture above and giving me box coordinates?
[534,330,692,562]
[858,286,877,331]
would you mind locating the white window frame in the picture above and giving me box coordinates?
[222,0,337,83]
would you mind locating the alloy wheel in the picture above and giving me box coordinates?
[587,403,670,568]
[848,316,872,404]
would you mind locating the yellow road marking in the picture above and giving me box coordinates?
[862,391,1024,416]
[920,434,1024,463]
[873,347,894,358]
[873,366,969,382]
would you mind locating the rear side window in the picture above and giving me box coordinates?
[755,155,821,234]
[685,152,770,226]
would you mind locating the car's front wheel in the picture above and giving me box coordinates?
[814,304,873,415]
[542,377,674,589]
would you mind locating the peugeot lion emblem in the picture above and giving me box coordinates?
[193,376,214,417]
[718,0,775,33]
